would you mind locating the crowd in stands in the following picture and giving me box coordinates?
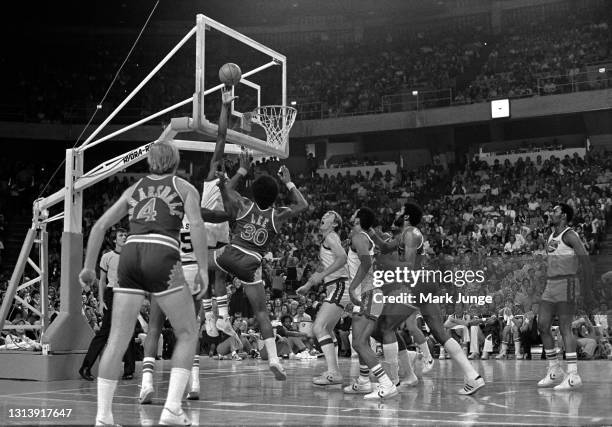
[2,147,612,360]
[4,6,610,123]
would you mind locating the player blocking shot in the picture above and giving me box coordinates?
[297,211,348,386]
[537,203,593,390]
[79,142,208,426]
[215,165,308,380]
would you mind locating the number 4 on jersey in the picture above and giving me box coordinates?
[136,198,158,222]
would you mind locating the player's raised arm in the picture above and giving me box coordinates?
[207,87,238,180]
[216,172,248,219]
[176,178,209,296]
[227,149,250,190]
[348,233,372,306]
[79,188,132,287]
[274,165,308,226]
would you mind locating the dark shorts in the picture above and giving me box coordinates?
[324,278,348,308]
[214,244,262,284]
[117,235,185,296]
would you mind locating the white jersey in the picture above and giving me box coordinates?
[179,216,196,264]
[546,227,578,277]
[319,232,348,283]
[201,178,229,246]
[180,217,200,295]
[346,231,375,297]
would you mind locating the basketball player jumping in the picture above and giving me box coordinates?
[215,165,308,380]
[537,203,593,390]
[371,201,485,396]
[79,141,208,426]
[297,210,349,386]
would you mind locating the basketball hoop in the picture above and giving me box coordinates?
[251,105,297,149]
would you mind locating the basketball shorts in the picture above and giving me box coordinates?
[117,234,185,296]
[541,276,579,305]
[359,283,417,322]
[183,262,200,296]
[214,244,262,284]
[412,281,442,307]
[323,277,348,308]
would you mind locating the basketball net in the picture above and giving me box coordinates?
[251,105,297,152]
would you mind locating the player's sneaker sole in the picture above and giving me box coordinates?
[364,386,399,400]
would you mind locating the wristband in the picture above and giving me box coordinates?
[237,167,248,176]
[286,182,296,191]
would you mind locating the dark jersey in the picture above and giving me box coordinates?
[127,175,184,242]
[231,201,278,257]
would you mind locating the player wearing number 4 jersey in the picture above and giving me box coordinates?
[216,165,308,380]
[79,141,209,426]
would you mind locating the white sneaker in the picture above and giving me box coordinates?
[553,373,582,391]
[344,378,373,394]
[139,384,155,405]
[458,375,485,395]
[422,357,434,374]
[313,371,343,386]
[269,360,287,381]
[402,372,419,387]
[364,383,399,400]
[538,365,565,388]
[205,312,218,337]
[159,407,191,426]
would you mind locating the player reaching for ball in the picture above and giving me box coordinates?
[214,165,308,380]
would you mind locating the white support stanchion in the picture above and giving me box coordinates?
[80,97,194,152]
[79,26,197,150]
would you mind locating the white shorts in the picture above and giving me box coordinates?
[183,264,200,295]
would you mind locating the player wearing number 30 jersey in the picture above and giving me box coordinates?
[214,166,307,382]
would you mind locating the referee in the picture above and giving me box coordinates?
[79,228,137,380]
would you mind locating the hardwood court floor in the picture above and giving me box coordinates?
[0,357,610,426]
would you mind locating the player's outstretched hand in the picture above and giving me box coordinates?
[196,268,210,300]
[278,165,291,184]
[221,86,238,106]
[79,268,96,289]
[239,149,250,170]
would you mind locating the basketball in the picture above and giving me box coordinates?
[219,63,242,86]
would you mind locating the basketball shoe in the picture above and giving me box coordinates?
[364,383,399,400]
[538,365,565,388]
[344,377,373,394]
[159,407,190,426]
[313,371,343,385]
[553,373,582,391]
[458,376,485,395]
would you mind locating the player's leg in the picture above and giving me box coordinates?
[351,313,398,399]
[184,266,203,400]
[154,286,199,425]
[243,281,286,380]
[312,294,345,385]
[554,300,581,390]
[419,303,485,395]
[139,298,164,404]
[352,289,398,399]
[395,330,418,385]
[377,305,418,387]
[80,286,114,381]
[405,311,434,373]
[96,292,145,425]
[202,255,218,337]
[537,300,565,387]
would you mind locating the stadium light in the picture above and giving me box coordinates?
[599,67,606,73]
[290,101,297,106]
[412,90,418,96]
